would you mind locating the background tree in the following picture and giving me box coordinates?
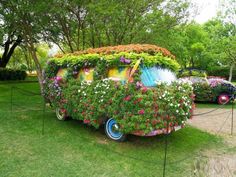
[0,8,22,68]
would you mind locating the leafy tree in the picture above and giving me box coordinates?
[0,0,50,92]
[0,7,22,68]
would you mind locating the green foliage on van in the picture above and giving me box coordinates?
[44,52,179,79]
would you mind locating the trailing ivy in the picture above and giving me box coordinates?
[45,52,180,79]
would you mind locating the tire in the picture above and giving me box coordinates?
[217,93,230,105]
[55,108,67,121]
[105,118,126,142]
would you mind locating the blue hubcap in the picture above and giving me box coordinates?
[106,118,123,140]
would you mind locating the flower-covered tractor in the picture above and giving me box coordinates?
[43,44,195,141]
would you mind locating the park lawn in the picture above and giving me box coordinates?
[196,102,234,109]
[0,82,223,177]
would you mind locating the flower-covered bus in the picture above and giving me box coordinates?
[43,44,194,141]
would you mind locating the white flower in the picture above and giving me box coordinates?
[176,110,179,113]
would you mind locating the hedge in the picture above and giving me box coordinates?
[207,66,236,81]
[178,68,207,78]
[0,68,27,81]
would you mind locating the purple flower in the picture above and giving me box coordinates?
[120,56,131,64]
[120,56,125,63]
[136,81,143,89]
[124,59,131,64]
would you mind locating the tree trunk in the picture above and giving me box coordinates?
[0,35,22,68]
[27,42,44,95]
[228,63,235,82]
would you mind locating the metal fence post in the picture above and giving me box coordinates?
[231,98,234,135]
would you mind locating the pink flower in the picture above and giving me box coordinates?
[138,109,145,115]
[55,76,62,82]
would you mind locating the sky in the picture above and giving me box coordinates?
[193,0,220,24]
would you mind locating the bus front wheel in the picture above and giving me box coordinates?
[105,118,126,142]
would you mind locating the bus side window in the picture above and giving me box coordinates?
[77,68,94,82]
[108,67,131,84]
[56,68,68,79]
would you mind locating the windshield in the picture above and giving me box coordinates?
[140,66,176,87]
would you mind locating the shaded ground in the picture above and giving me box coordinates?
[188,108,236,177]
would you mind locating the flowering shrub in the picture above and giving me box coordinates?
[208,78,224,88]
[193,82,214,102]
[43,76,64,107]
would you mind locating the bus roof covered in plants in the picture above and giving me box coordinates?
[43,44,195,141]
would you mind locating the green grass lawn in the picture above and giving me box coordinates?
[0,82,223,177]
[196,102,235,109]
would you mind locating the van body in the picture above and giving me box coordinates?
[44,44,194,141]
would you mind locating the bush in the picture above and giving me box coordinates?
[192,82,214,102]
[207,66,236,81]
[0,68,27,81]
[178,68,207,78]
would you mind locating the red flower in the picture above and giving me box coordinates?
[191,94,195,99]
[152,120,158,125]
[61,109,66,113]
[138,109,145,115]
[141,87,148,93]
[124,95,131,101]
[84,119,90,124]
[137,98,142,102]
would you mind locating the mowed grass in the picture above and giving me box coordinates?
[196,102,234,109]
[0,82,222,177]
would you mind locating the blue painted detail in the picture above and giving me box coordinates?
[121,80,126,85]
[118,67,125,73]
[107,118,122,139]
[140,66,176,87]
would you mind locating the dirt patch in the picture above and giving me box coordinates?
[188,108,235,136]
[188,108,236,177]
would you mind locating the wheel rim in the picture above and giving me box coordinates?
[106,118,123,140]
[218,94,230,105]
[56,108,65,120]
